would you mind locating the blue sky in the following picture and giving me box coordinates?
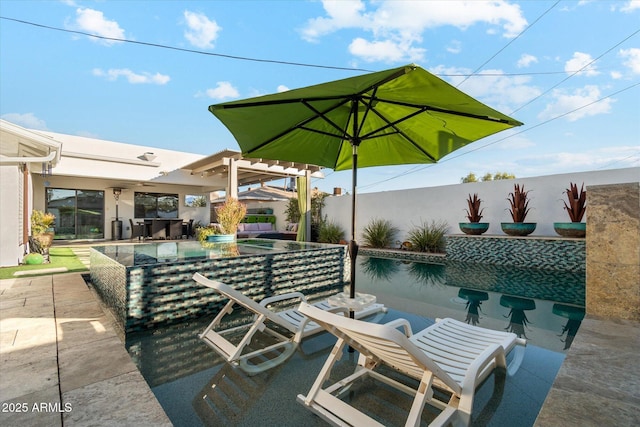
[1,0,638,194]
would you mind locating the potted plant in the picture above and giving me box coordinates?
[212,197,247,242]
[554,182,586,238]
[29,210,56,262]
[459,193,489,235]
[501,184,536,236]
[197,224,222,243]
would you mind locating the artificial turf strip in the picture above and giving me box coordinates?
[0,247,88,280]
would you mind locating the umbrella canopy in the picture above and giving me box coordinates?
[209,64,522,300]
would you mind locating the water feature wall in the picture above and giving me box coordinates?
[586,182,640,320]
[90,244,348,334]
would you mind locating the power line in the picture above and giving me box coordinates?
[596,151,640,170]
[510,27,640,114]
[0,16,374,73]
[0,15,626,79]
[456,1,561,88]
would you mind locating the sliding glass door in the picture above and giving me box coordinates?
[46,188,105,239]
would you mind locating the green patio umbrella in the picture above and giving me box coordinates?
[209,64,522,302]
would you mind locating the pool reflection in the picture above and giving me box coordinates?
[356,256,584,352]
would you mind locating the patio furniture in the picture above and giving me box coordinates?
[129,219,144,241]
[296,302,527,427]
[168,219,183,239]
[193,273,386,375]
[182,219,194,238]
[150,219,167,240]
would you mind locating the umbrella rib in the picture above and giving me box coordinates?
[245,98,352,156]
[378,98,519,125]
[358,106,439,162]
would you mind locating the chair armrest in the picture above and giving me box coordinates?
[458,343,505,412]
[326,306,350,316]
[383,318,413,337]
[260,291,308,307]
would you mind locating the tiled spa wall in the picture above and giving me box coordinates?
[90,245,348,334]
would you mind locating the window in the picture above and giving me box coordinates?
[184,194,207,207]
[46,188,105,239]
[135,192,179,218]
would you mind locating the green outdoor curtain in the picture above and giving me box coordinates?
[296,176,307,242]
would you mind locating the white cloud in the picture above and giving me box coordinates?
[610,70,623,79]
[0,113,48,130]
[538,85,613,122]
[301,1,527,63]
[431,65,540,113]
[348,37,425,62]
[301,0,368,42]
[618,0,640,12]
[517,54,538,68]
[619,48,640,74]
[183,11,221,49]
[521,145,640,172]
[93,68,170,85]
[72,8,125,45]
[446,40,462,54]
[565,52,599,76]
[277,85,290,93]
[205,82,239,100]
[496,134,535,150]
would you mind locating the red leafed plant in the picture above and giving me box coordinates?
[507,184,531,222]
[465,193,484,223]
[563,182,586,222]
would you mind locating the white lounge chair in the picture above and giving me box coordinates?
[296,302,527,427]
[193,273,386,374]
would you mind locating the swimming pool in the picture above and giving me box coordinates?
[125,255,583,426]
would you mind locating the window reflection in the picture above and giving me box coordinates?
[135,192,179,218]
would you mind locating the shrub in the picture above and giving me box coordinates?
[407,220,448,253]
[197,225,222,243]
[318,220,345,244]
[30,210,55,235]
[215,198,247,234]
[362,219,398,248]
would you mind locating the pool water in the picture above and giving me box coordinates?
[92,239,326,267]
[126,256,583,426]
[355,257,585,353]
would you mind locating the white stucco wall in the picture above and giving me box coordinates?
[313,167,639,242]
[0,165,25,266]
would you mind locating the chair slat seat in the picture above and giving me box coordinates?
[193,273,387,375]
[296,303,527,427]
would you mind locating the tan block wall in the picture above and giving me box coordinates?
[586,182,640,320]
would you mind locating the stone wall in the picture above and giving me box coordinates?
[446,235,585,271]
[586,182,640,320]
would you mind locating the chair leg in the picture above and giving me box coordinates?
[302,338,347,406]
[406,370,434,427]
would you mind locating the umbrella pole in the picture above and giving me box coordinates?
[349,144,359,309]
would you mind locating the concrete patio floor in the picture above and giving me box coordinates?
[1,270,638,426]
[0,273,171,426]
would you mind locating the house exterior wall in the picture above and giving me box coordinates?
[0,164,24,266]
[315,167,639,241]
[32,175,211,240]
